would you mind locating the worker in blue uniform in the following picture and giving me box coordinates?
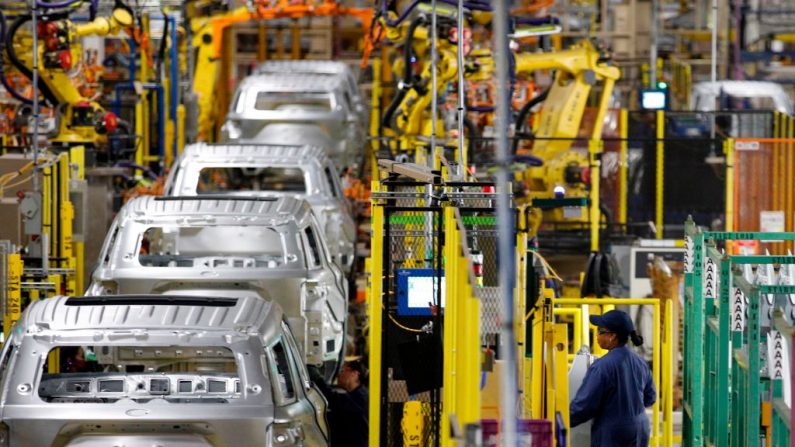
[570,310,657,446]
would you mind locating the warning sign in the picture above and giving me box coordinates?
[731,287,746,332]
[703,257,716,298]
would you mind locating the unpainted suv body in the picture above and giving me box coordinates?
[164,143,356,274]
[220,73,364,167]
[0,294,328,446]
[86,196,347,380]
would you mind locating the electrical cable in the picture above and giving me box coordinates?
[34,0,85,9]
[0,10,33,104]
[387,313,425,333]
[530,250,563,281]
[512,86,550,154]
[154,9,168,81]
[462,115,478,161]
[381,14,426,130]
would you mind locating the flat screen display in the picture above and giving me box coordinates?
[396,269,445,316]
[641,90,667,110]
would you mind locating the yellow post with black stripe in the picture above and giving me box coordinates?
[368,181,384,447]
[3,253,22,338]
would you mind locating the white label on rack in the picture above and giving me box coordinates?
[685,236,693,273]
[770,330,785,379]
[731,287,746,332]
[703,257,716,298]
[760,210,785,232]
[735,140,760,151]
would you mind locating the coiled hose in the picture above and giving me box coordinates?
[5,14,60,106]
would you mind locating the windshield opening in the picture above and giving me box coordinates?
[197,167,307,193]
[138,226,291,268]
[254,92,332,112]
[39,345,240,403]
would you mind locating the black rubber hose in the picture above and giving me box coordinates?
[154,10,168,81]
[381,14,426,130]
[5,14,60,106]
[512,86,550,154]
[599,202,614,232]
[0,10,32,104]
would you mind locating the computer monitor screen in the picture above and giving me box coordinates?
[641,90,667,110]
[396,269,445,316]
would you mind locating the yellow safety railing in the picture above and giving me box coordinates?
[367,180,384,447]
[655,111,665,239]
[529,296,675,446]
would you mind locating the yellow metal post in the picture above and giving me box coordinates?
[58,155,75,295]
[724,139,735,232]
[442,206,458,446]
[515,222,528,415]
[543,322,556,423]
[554,323,570,437]
[663,298,673,445]
[291,21,301,59]
[652,301,660,447]
[655,110,664,239]
[368,181,384,447]
[3,254,22,338]
[458,255,480,426]
[176,104,186,156]
[619,109,629,225]
[370,58,382,181]
[135,15,151,171]
[70,146,85,293]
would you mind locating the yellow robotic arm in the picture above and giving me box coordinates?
[11,6,134,146]
[515,40,620,160]
[380,15,459,155]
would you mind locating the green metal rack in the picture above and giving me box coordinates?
[683,218,795,446]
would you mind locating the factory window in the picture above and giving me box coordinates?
[138,225,290,268]
[38,345,239,403]
[304,227,322,268]
[268,340,296,404]
[196,166,307,193]
[254,92,332,112]
[101,225,119,266]
[324,166,341,198]
[0,339,17,393]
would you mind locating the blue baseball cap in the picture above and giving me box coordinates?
[589,310,634,335]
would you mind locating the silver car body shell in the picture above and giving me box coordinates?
[85,196,347,375]
[163,143,356,273]
[691,80,794,114]
[0,295,328,447]
[253,60,367,123]
[219,73,365,167]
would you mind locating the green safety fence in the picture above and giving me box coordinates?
[683,218,795,447]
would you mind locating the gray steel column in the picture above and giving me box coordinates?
[491,1,519,445]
